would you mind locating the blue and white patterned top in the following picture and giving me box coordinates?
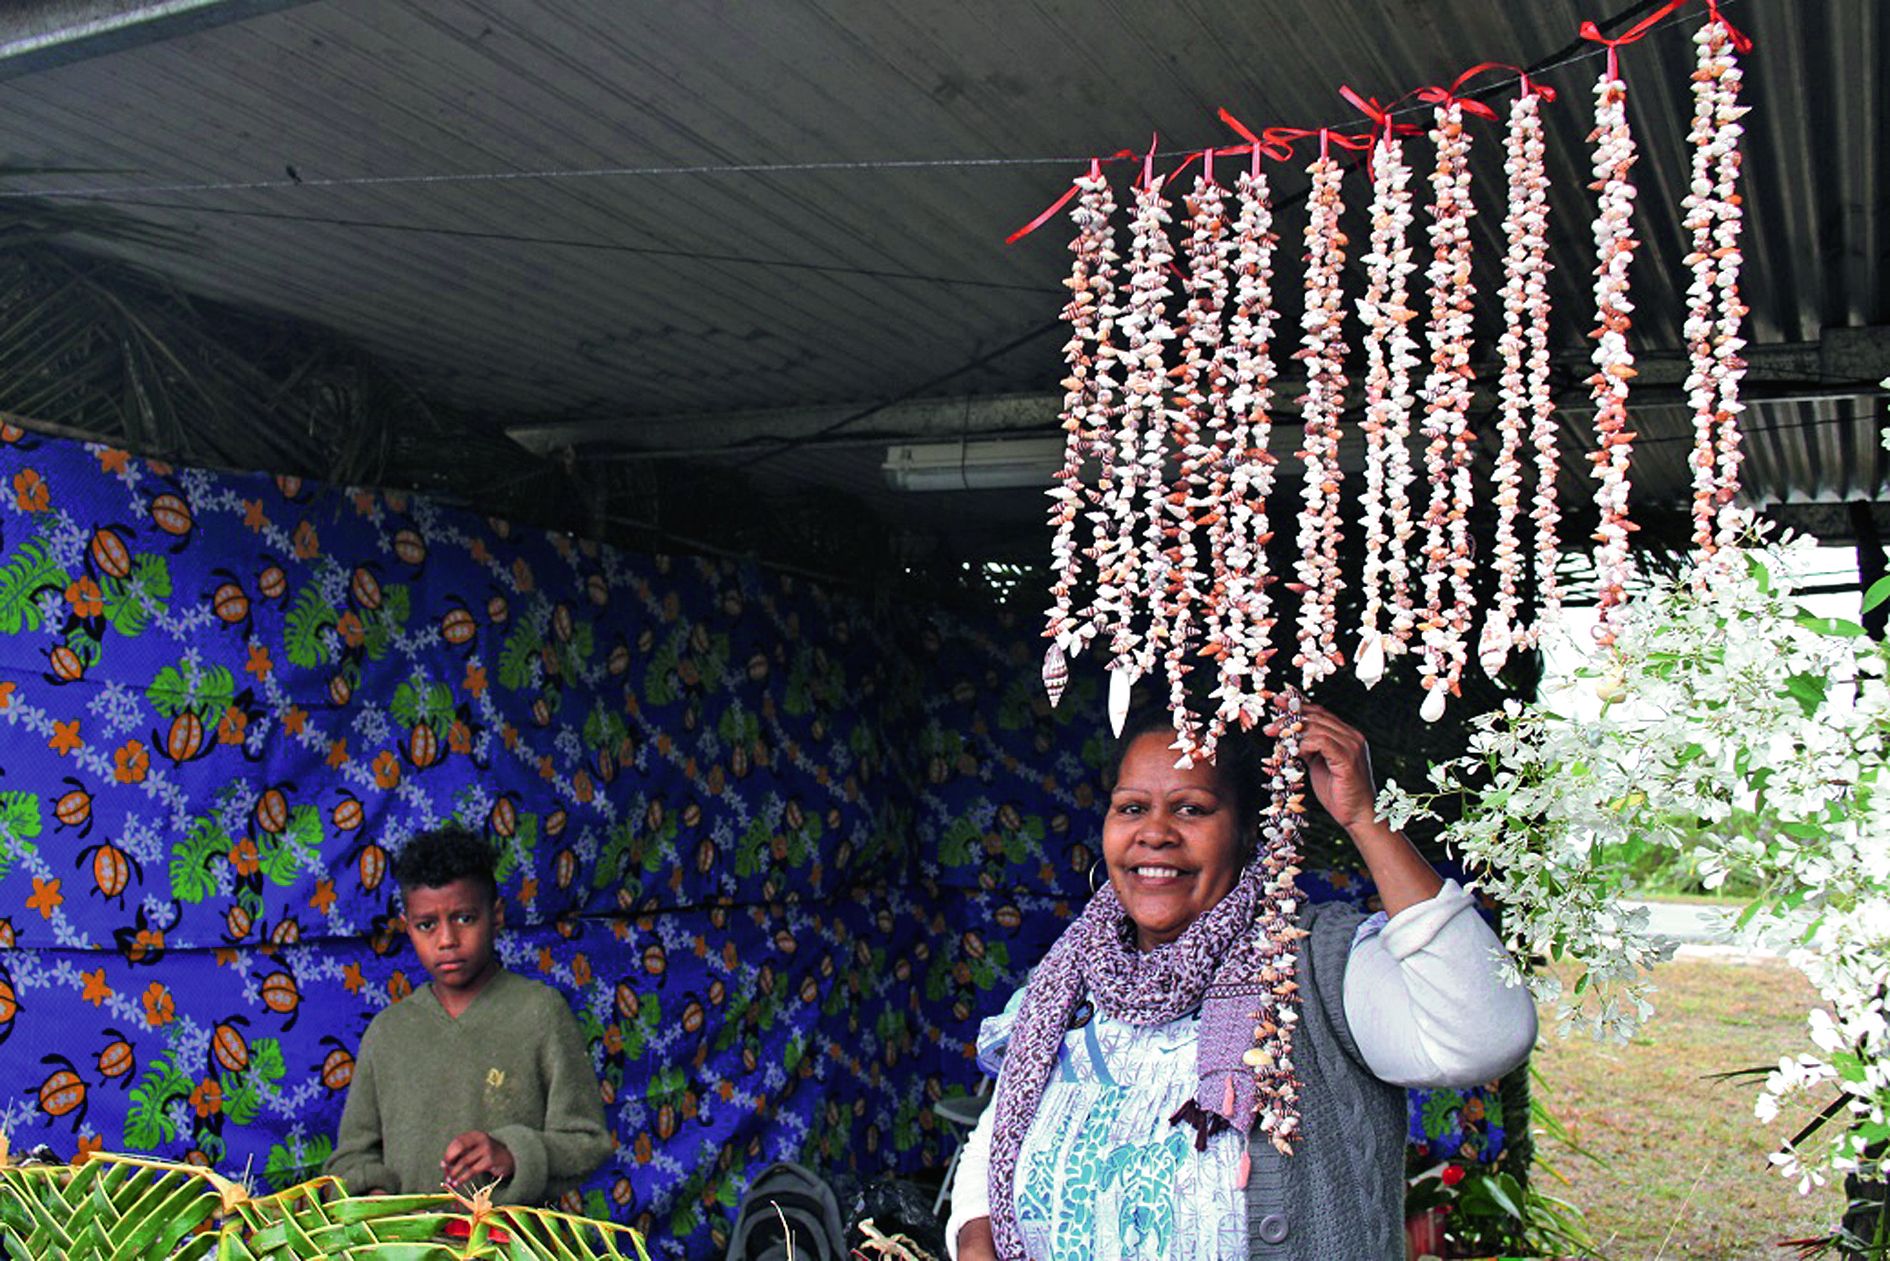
[968,913,1389,1261]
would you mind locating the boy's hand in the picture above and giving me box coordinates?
[442,1131,515,1186]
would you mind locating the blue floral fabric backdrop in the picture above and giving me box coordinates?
[0,423,1512,1257]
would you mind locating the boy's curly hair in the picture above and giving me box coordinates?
[392,825,498,903]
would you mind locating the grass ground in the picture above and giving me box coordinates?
[1530,957,1849,1260]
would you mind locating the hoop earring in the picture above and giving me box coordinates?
[1088,859,1106,895]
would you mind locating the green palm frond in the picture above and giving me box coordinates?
[0,1152,654,1260]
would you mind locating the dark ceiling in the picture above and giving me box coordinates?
[0,0,1885,577]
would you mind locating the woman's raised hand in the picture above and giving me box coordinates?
[1294,703,1382,837]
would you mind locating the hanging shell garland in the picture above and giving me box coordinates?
[1485,87,1554,675]
[1417,100,1479,722]
[1587,67,1641,647]
[1250,690,1309,1155]
[1043,170,1122,706]
[1291,153,1349,691]
[1209,166,1285,737]
[1683,15,1749,561]
[1354,130,1421,689]
[1161,170,1233,762]
[1099,171,1178,729]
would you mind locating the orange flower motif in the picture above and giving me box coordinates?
[242,499,268,532]
[75,1133,103,1160]
[462,663,487,697]
[501,724,519,751]
[335,611,365,648]
[26,877,62,919]
[142,981,175,1027]
[96,448,130,475]
[518,876,538,904]
[0,681,15,711]
[12,468,49,512]
[571,954,592,987]
[371,751,401,789]
[309,879,336,915]
[113,739,149,783]
[387,971,412,1001]
[538,947,555,974]
[217,706,248,745]
[282,706,307,735]
[65,577,104,618]
[469,538,490,564]
[47,719,81,757]
[511,558,534,593]
[351,490,376,516]
[291,519,319,559]
[537,756,555,782]
[190,1078,222,1118]
[245,643,272,679]
[80,967,112,1007]
[213,948,240,968]
[342,963,366,995]
[326,740,349,770]
[228,838,261,877]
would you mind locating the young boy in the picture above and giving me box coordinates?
[326,826,614,1203]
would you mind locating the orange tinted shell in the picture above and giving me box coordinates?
[150,493,193,536]
[211,1023,250,1073]
[89,529,132,580]
[166,712,204,762]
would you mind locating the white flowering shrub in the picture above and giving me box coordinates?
[1380,528,1890,1196]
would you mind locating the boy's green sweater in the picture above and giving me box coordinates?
[325,969,614,1203]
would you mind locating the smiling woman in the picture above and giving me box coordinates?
[947,704,1539,1261]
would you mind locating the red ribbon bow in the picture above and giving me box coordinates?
[1337,86,1425,143]
[1581,0,1751,80]
[1411,64,1504,121]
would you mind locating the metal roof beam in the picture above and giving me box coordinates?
[0,0,318,80]
[509,327,1890,458]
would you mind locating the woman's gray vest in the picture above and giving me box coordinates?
[1244,899,1408,1260]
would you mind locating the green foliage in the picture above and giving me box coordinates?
[146,661,235,720]
[390,673,455,729]
[0,1152,653,1259]
[257,808,322,886]
[263,1136,332,1192]
[169,816,227,904]
[496,621,542,692]
[102,553,171,638]
[493,813,539,886]
[582,702,629,753]
[124,1058,193,1150]
[0,791,41,879]
[938,816,979,868]
[360,582,411,660]
[281,585,337,669]
[0,533,68,634]
[642,629,683,706]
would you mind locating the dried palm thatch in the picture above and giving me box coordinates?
[0,170,571,516]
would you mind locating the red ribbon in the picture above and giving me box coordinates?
[1580,0,1751,79]
[1412,63,1504,120]
[1004,149,1138,245]
[1337,86,1424,143]
[1216,108,1298,172]
[1257,125,1376,163]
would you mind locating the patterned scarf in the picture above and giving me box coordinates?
[985,858,1268,1259]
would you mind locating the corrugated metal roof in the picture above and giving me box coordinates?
[0,0,1883,555]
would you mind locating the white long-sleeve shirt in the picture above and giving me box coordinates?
[943,880,1537,1257]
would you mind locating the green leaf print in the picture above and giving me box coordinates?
[124,1058,192,1150]
[282,585,338,669]
[0,791,41,879]
[101,554,171,638]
